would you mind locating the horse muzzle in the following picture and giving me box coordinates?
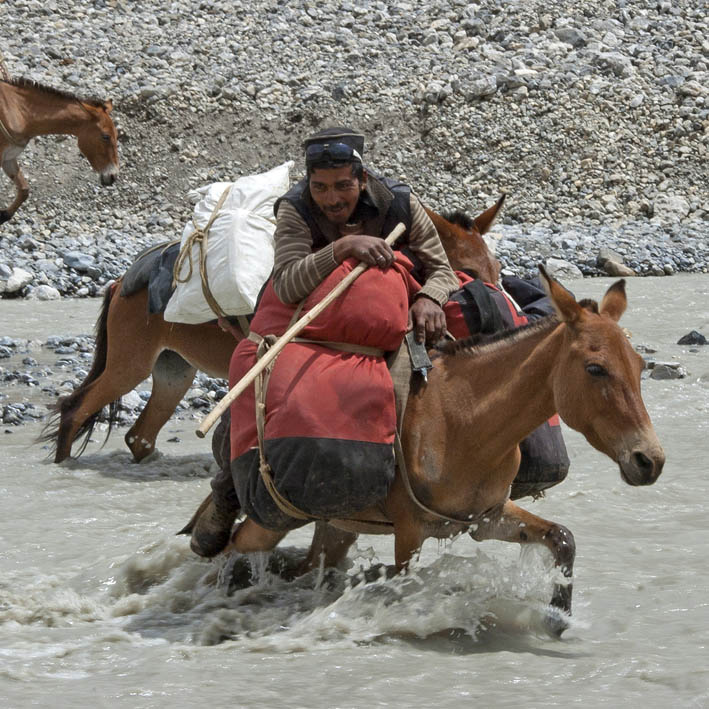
[618,446,665,486]
[100,165,119,186]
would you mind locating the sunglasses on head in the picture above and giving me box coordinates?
[305,142,362,164]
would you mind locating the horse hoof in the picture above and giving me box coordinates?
[543,606,570,638]
[0,211,11,224]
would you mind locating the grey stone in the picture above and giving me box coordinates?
[31,285,62,301]
[597,247,624,267]
[62,252,96,272]
[5,268,33,293]
[650,364,685,380]
[677,330,707,346]
[544,258,583,280]
[555,28,587,48]
[603,260,636,277]
[652,194,691,223]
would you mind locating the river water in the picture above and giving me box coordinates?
[1,274,708,709]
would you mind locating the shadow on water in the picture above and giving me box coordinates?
[387,627,588,659]
[49,449,216,482]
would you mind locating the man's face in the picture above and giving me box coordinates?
[308,164,365,225]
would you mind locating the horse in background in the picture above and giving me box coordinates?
[41,196,506,463]
[0,75,118,223]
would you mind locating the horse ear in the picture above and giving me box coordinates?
[538,264,582,326]
[472,193,506,236]
[599,279,627,322]
[104,99,113,113]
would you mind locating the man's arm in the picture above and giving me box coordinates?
[272,201,402,304]
[271,201,338,304]
[408,195,460,306]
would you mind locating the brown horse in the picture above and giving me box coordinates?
[43,197,505,463]
[225,269,665,630]
[0,77,119,223]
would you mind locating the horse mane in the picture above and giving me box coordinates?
[439,209,475,231]
[435,314,560,359]
[578,298,599,314]
[3,76,107,109]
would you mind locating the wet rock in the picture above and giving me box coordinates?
[650,363,686,380]
[2,405,24,425]
[635,344,657,354]
[120,390,144,410]
[677,331,707,346]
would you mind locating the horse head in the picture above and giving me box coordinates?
[426,194,504,284]
[76,99,119,186]
[541,266,665,486]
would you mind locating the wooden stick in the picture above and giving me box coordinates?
[196,222,406,438]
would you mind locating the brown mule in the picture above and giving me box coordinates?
[0,77,118,223]
[224,269,665,632]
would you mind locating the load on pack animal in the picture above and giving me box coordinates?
[41,199,504,464]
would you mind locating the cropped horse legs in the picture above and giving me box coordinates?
[228,518,287,554]
[0,158,29,223]
[223,519,357,576]
[54,350,155,462]
[299,522,358,574]
[125,350,196,461]
[470,499,576,624]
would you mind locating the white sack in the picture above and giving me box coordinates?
[164,161,293,324]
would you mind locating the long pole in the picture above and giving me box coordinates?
[196,222,406,438]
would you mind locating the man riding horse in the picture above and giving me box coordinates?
[189,126,460,557]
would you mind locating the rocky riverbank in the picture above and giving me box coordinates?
[1,0,707,299]
[2,324,701,430]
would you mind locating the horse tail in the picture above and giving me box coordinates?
[38,281,123,458]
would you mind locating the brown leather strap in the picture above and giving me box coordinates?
[393,432,494,528]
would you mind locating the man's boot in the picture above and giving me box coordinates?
[178,411,239,557]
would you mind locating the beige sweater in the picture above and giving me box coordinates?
[272,183,459,306]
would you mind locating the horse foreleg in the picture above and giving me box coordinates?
[470,499,575,628]
[0,159,29,223]
[226,518,288,554]
[298,521,358,574]
[125,350,196,461]
[387,481,426,572]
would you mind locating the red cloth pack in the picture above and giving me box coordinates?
[229,254,417,530]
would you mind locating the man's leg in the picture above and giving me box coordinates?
[189,410,241,557]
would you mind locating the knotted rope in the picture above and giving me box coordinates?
[172,184,232,319]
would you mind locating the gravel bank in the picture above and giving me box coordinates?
[1,0,707,298]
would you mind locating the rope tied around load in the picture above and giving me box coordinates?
[172,184,232,319]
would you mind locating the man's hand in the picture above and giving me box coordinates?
[333,234,394,268]
[408,295,447,344]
